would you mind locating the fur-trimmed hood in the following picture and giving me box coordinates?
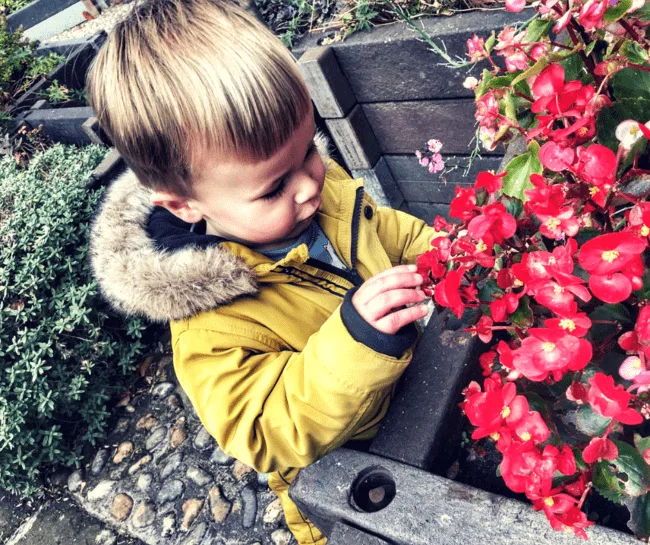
[89,135,330,322]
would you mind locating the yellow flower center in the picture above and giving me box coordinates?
[642,225,650,237]
[476,240,487,252]
[490,432,500,441]
[577,127,589,137]
[559,318,576,332]
[501,406,511,419]
[548,257,556,265]
[542,342,556,352]
[601,250,619,263]
[519,431,532,441]
[589,186,599,196]
[546,217,561,230]
[632,357,643,369]
[553,285,564,294]
[514,279,524,287]
[544,497,555,507]
[631,125,640,135]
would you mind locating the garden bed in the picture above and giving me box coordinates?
[6,0,98,42]
[289,313,641,544]
[295,9,524,220]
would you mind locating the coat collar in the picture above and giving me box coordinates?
[89,135,361,322]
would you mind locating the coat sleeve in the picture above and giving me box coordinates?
[374,205,442,266]
[172,305,411,473]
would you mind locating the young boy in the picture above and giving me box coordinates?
[88,1,438,543]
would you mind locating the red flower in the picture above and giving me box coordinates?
[474,171,507,194]
[578,232,646,303]
[479,350,497,376]
[449,186,478,221]
[538,141,575,172]
[552,506,594,540]
[466,34,486,63]
[468,203,517,245]
[566,381,589,404]
[574,144,617,187]
[463,378,529,440]
[535,207,579,240]
[544,308,592,337]
[490,292,520,322]
[477,315,494,343]
[475,91,500,128]
[587,373,643,425]
[582,436,618,464]
[579,0,607,30]
[531,64,583,115]
[511,410,550,444]
[524,173,566,216]
[511,328,592,382]
[434,269,465,318]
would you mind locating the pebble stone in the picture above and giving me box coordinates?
[128,454,152,475]
[161,452,184,479]
[167,393,182,409]
[132,501,156,528]
[146,426,167,450]
[112,441,134,464]
[136,472,153,493]
[91,449,110,475]
[263,499,283,525]
[136,413,159,431]
[180,521,207,545]
[208,486,232,523]
[161,513,176,538]
[113,418,130,434]
[181,498,204,530]
[110,493,133,522]
[257,473,269,487]
[193,426,214,450]
[157,478,185,504]
[152,381,175,399]
[187,465,212,486]
[271,529,292,545]
[87,480,116,502]
[67,470,84,493]
[210,446,233,465]
[232,460,255,480]
[170,425,187,449]
[94,529,117,545]
[241,486,258,529]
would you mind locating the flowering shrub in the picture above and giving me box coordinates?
[415,0,650,539]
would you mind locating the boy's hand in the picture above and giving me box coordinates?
[351,264,429,335]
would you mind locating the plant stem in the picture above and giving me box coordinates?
[620,18,640,41]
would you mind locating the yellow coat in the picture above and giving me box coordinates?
[90,158,437,544]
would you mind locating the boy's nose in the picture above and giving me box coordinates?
[294,173,320,205]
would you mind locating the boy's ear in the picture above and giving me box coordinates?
[151,190,204,224]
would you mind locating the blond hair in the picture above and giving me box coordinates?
[87,0,312,196]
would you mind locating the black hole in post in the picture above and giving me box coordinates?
[350,465,396,513]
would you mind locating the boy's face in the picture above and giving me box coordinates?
[154,112,326,252]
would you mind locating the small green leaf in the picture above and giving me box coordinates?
[612,440,650,497]
[501,141,542,201]
[576,404,612,436]
[589,303,632,325]
[485,31,496,54]
[484,73,518,92]
[511,57,549,87]
[612,69,650,101]
[501,194,524,219]
[621,40,650,65]
[625,493,650,538]
[635,434,650,460]
[525,18,554,44]
[475,69,495,99]
[584,41,597,57]
[604,0,632,22]
[593,460,625,504]
[504,91,517,122]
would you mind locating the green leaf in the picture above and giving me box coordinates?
[475,69,495,99]
[484,31,496,54]
[511,57,549,87]
[525,18,554,44]
[589,304,632,341]
[501,141,542,200]
[596,96,650,152]
[612,69,650,101]
[604,0,632,22]
[612,440,650,497]
[501,194,524,219]
[635,434,650,459]
[504,91,517,122]
[478,278,502,302]
[593,460,625,504]
[576,404,612,436]
[634,1,650,21]
[584,40,597,57]
[625,493,650,538]
[484,73,518,92]
[635,269,650,300]
[620,40,650,65]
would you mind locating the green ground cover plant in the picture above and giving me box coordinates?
[0,0,32,16]
[0,144,151,496]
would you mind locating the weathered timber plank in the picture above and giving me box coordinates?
[294,10,527,102]
[325,104,382,170]
[362,99,501,155]
[385,154,503,182]
[408,202,451,223]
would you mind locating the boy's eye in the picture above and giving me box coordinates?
[261,179,286,201]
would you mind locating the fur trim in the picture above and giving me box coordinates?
[90,133,331,322]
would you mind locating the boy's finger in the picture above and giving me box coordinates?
[361,288,426,323]
[355,270,424,306]
[373,303,429,335]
